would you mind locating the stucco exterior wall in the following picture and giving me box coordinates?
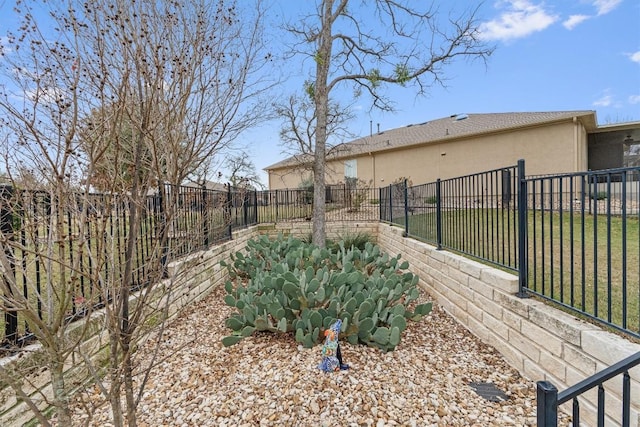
[267,120,588,190]
[268,168,312,190]
[358,121,581,186]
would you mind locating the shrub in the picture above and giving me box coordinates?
[299,177,314,204]
[220,234,432,351]
[328,231,373,252]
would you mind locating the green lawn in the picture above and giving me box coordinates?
[528,209,639,335]
[395,208,640,336]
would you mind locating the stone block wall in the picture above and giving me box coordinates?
[0,226,256,426]
[256,221,378,241]
[377,222,640,427]
[3,220,638,426]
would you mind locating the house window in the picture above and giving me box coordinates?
[624,143,640,168]
[344,159,357,187]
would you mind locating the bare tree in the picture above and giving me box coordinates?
[284,0,494,246]
[224,152,264,189]
[0,0,272,426]
[275,94,354,171]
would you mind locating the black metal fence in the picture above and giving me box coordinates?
[523,167,640,339]
[0,182,383,346]
[378,162,640,425]
[255,184,380,223]
[0,183,256,346]
[537,351,640,427]
[380,162,640,340]
[380,165,521,271]
[3,162,639,345]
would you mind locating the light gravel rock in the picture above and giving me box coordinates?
[62,285,569,426]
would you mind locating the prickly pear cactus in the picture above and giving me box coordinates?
[220,234,432,351]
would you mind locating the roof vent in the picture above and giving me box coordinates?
[455,114,469,121]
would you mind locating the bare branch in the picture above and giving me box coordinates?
[281,0,494,246]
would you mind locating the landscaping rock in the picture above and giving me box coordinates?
[59,285,568,426]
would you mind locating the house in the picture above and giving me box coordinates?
[264,111,640,190]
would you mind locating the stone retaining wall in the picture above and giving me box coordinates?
[3,221,638,426]
[377,222,640,427]
[256,221,378,241]
[0,227,256,426]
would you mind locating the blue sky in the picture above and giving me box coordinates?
[1,0,639,186]
[242,0,640,185]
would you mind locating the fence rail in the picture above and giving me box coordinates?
[0,183,382,346]
[379,162,640,340]
[524,167,640,339]
[537,351,640,427]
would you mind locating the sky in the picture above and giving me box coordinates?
[0,0,639,187]
[241,0,640,186]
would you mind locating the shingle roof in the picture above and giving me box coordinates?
[265,110,597,170]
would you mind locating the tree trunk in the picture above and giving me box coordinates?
[50,358,70,427]
[123,343,137,426]
[109,333,124,427]
[311,0,336,248]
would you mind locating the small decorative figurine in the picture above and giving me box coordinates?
[317,319,349,372]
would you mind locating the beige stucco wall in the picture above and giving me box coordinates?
[361,121,584,186]
[267,119,589,190]
[268,167,312,189]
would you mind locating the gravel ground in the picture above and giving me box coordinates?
[65,285,558,427]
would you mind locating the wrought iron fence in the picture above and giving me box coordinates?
[0,183,256,346]
[524,167,640,339]
[380,165,521,271]
[3,162,639,345]
[1,181,383,345]
[537,351,640,426]
[256,184,379,223]
[379,162,640,339]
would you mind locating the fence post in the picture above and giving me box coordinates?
[275,189,278,222]
[1,185,17,344]
[157,184,169,278]
[253,190,258,225]
[403,179,409,236]
[436,178,442,250]
[388,184,393,224]
[379,187,383,221]
[226,184,232,239]
[536,380,558,427]
[243,190,248,227]
[201,185,209,248]
[517,159,529,298]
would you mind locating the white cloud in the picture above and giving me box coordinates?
[479,0,559,42]
[629,51,640,64]
[563,14,590,30]
[593,93,613,107]
[629,95,640,105]
[593,0,622,16]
